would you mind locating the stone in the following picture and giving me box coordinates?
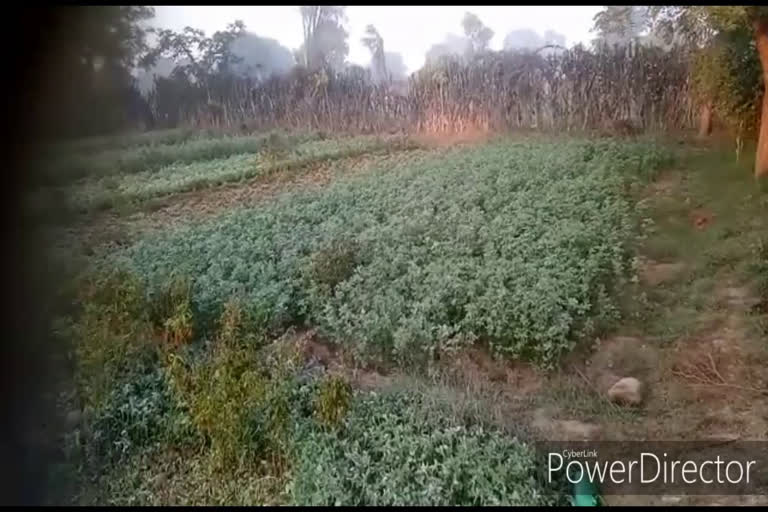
[608,377,644,406]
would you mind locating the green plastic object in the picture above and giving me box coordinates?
[569,465,604,506]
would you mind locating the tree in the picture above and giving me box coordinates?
[650,6,768,177]
[502,29,543,51]
[143,21,246,85]
[229,32,295,80]
[136,55,179,95]
[425,34,471,66]
[362,25,388,84]
[47,6,156,136]
[592,6,650,47]
[299,6,349,71]
[462,12,494,57]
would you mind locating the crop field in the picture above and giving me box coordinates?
[39,130,327,186]
[39,128,768,506]
[60,134,412,211]
[115,139,671,366]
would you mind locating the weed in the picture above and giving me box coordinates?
[165,341,266,470]
[149,276,195,348]
[312,374,352,428]
[306,239,360,295]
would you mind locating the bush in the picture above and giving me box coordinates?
[166,341,266,469]
[290,390,566,506]
[149,276,196,348]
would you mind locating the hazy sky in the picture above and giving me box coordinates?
[153,6,602,74]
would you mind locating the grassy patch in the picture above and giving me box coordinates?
[66,271,566,505]
[621,148,768,343]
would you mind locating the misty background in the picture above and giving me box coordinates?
[135,6,605,94]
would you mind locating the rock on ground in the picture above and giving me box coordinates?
[607,377,644,406]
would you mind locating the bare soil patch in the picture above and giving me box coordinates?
[411,129,492,148]
[639,258,686,287]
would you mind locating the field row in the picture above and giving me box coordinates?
[39,131,330,186]
[41,135,412,213]
[114,138,674,367]
[42,127,217,160]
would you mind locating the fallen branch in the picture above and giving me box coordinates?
[671,352,768,395]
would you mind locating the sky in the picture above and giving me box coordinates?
[153,6,603,74]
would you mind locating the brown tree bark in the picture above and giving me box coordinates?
[755,18,768,178]
[698,101,713,138]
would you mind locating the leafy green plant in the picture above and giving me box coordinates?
[290,390,566,506]
[88,367,193,465]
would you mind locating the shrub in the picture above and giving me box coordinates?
[164,307,304,471]
[261,132,292,164]
[305,239,360,295]
[165,340,266,469]
[290,390,566,506]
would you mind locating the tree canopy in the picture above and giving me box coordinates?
[298,6,349,71]
[462,12,494,57]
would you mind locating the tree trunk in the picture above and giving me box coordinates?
[698,101,713,138]
[755,18,768,178]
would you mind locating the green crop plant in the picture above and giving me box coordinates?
[290,390,567,506]
[117,139,672,367]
